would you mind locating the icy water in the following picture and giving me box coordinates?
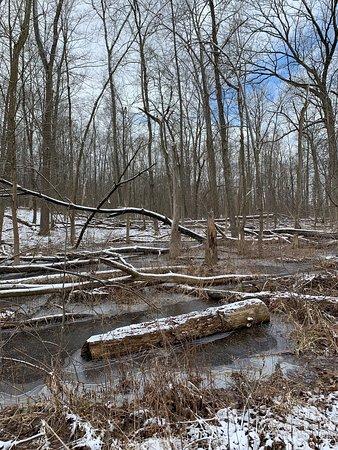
[1,251,320,405]
[0,291,297,405]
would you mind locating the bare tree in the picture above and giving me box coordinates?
[253,0,338,217]
[33,0,64,235]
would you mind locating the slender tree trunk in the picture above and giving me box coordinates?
[237,85,247,241]
[198,44,219,217]
[295,97,307,228]
[308,132,323,224]
[208,0,237,236]
[4,0,32,261]
[321,94,338,219]
[170,148,182,259]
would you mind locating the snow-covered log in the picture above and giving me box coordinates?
[81,298,270,359]
[165,285,338,312]
[267,228,338,239]
[0,258,99,275]
[96,259,269,286]
[1,312,94,329]
[0,265,188,298]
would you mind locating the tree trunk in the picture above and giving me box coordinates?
[205,212,218,266]
[208,0,237,236]
[295,97,307,228]
[170,152,182,259]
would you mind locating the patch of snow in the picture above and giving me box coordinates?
[66,411,104,450]
[185,392,338,450]
[1,208,177,253]
[110,391,338,449]
[143,417,167,427]
[0,441,13,450]
[129,437,182,450]
[0,310,14,320]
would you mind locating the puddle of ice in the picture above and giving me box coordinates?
[0,299,298,406]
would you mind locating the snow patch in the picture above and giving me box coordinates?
[66,411,104,449]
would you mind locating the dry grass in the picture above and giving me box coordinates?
[271,299,337,356]
[1,229,337,447]
[0,351,334,449]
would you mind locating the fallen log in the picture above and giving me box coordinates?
[0,258,100,275]
[0,264,188,287]
[266,228,338,239]
[81,298,270,360]
[97,259,269,286]
[1,312,94,330]
[101,245,169,255]
[165,285,338,313]
[184,213,276,225]
[0,265,188,297]
[4,213,36,228]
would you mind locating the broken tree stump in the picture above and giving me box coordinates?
[205,212,218,266]
[81,298,270,360]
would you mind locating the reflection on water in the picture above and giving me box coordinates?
[0,295,296,404]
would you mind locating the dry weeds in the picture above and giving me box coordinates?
[271,299,337,356]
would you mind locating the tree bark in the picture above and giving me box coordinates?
[208,0,237,236]
[81,298,270,359]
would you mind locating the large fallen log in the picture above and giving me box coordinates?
[81,298,270,360]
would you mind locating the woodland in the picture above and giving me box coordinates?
[0,0,337,449]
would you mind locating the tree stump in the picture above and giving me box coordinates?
[205,212,218,265]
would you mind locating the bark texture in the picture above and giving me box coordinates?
[82,298,270,359]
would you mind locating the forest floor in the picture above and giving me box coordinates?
[0,208,337,449]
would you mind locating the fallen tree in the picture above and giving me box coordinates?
[0,258,99,275]
[4,213,35,228]
[92,259,269,286]
[264,228,338,239]
[0,179,205,242]
[184,213,276,225]
[1,312,94,330]
[81,298,270,359]
[0,264,188,297]
[0,246,170,276]
[165,285,338,313]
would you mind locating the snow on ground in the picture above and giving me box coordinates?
[1,208,170,253]
[0,391,335,448]
[124,392,337,449]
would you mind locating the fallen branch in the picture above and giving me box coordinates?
[75,158,155,248]
[266,228,338,239]
[0,265,188,298]
[95,259,269,286]
[0,179,205,242]
[0,258,99,275]
[1,312,94,330]
[4,213,35,228]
